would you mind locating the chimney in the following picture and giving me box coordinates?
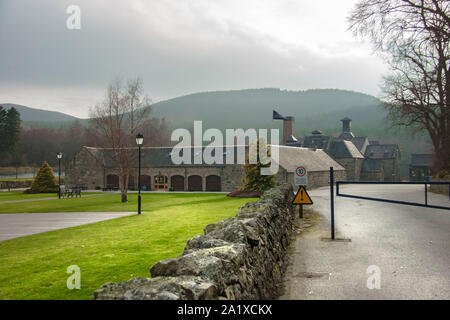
[341,117,352,133]
[283,116,295,145]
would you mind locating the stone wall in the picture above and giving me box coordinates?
[382,158,401,182]
[276,168,346,190]
[0,179,33,189]
[334,158,363,181]
[93,183,296,300]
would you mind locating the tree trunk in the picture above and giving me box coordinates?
[430,133,450,172]
[121,190,128,203]
[434,146,450,172]
[119,172,128,203]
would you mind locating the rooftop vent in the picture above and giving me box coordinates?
[340,117,352,133]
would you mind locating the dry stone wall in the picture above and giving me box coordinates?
[93,183,296,300]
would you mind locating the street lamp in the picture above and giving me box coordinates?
[135,133,144,214]
[57,152,62,199]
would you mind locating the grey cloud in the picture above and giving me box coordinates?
[0,0,387,117]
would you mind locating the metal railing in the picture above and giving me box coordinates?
[336,180,450,211]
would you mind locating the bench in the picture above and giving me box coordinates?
[61,187,82,198]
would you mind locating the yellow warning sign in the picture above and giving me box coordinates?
[293,186,313,205]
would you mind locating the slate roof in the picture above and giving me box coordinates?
[410,154,432,167]
[338,131,355,140]
[329,140,364,159]
[350,137,369,153]
[82,145,346,172]
[365,144,399,159]
[85,146,245,168]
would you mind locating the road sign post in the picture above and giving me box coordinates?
[294,165,308,187]
[292,185,313,219]
[330,166,335,240]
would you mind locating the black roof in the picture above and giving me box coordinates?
[339,131,355,140]
[350,137,369,153]
[329,139,364,159]
[87,146,248,168]
[365,144,399,159]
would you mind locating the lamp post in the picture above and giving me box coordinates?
[135,133,144,214]
[57,152,62,199]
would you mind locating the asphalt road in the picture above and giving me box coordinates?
[280,184,450,300]
[0,212,135,241]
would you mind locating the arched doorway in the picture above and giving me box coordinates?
[140,175,151,191]
[171,175,184,191]
[106,174,119,189]
[154,175,168,191]
[206,175,221,191]
[188,175,202,191]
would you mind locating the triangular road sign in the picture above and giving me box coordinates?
[293,186,313,205]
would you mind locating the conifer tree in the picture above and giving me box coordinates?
[30,161,59,193]
[0,106,7,154]
[241,138,275,192]
[5,107,21,154]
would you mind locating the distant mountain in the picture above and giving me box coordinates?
[1,103,80,122]
[3,88,385,131]
[151,88,386,134]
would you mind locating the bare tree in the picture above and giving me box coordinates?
[90,78,151,202]
[349,0,449,171]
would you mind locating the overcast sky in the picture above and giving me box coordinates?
[0,0,388,118]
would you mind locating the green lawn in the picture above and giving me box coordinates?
[0,193,256,299]
[0,192,146,212]
[0,190,57,202]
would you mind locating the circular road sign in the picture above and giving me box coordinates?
[296,166,307,177]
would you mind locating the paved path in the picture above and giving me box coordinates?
[0,212,135,241]
[280,184,450,300]
[0,193,107,204]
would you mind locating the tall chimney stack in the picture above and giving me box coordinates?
[341,117,352,133]
[283,116,295,145]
